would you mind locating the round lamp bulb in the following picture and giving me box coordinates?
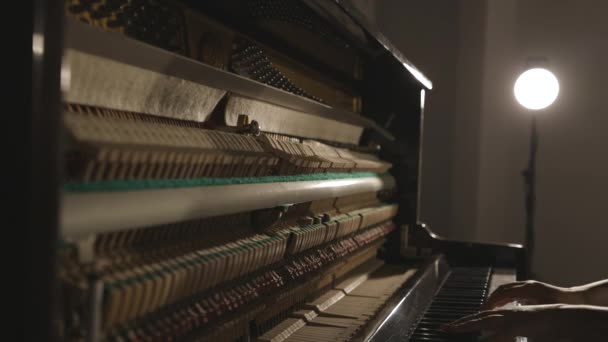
[514,68,559,110]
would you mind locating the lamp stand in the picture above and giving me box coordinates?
[522,116,538,279]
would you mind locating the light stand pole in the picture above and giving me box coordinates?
[522,116,538,279]
[514,66,559,280]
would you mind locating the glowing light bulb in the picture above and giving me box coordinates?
[514,68,559,110]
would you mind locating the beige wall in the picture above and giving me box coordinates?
[479,0,608,285]
[363,0,608,285]
[364,0,463,238]
[365,0,488,241]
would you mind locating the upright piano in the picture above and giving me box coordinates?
[29,1,525,341]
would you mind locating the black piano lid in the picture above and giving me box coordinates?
[411,223,527,279]
[303,0,434,91]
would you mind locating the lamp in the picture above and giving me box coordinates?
[514,66,559,278]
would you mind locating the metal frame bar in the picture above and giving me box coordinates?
[62,174,396,238]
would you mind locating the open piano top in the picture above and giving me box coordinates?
[37,1,527,341]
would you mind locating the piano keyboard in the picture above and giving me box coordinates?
[408,267,492,342]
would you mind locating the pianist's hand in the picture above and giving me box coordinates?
[442,304,608,342]
[480,280,583,310]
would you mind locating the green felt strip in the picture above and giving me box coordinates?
[65,172,383,193]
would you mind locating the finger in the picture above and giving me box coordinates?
[444,309,509,326]
[482,296,524,311]
[482,283,537,310]
[483,283,523,308]
[490,282,529,297]
[493,282,527,292]
[442,314,507,333]
[442,308,517,330]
